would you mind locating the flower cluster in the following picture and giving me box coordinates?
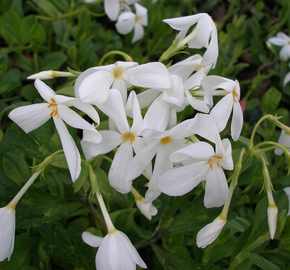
[7,13,247,266]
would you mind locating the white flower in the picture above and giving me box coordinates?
[202,75,243,141]
[163,13,218,67]
[0,206,15,261]
[27,70,73,80]
[268,32,290,61]
[116,3,148,43]
[283,187,290,216]
[75,61,170,105]
[125,120,195,203]
[275,130,290,155]
[267,204,278,239]
[158,128,233,208]
[82,230,147,270]
[196,215,226,248]
[8,79,101,182]
[81,90,146,193]
[103,0,139,21]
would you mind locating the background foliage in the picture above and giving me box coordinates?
[1,0,290,269]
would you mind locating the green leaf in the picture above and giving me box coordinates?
[261,87,281,115]
[152,244,204,270]
[0,53,8,77]
[13,53,33,71]
[248,253,279,270]
[20,15,37,46]
[73,163,89,192]
[40,227,95,269]
[3,153,31,186]
[41,52,67,70]
[1,10,21,46]
[31,0,58,18]
[94,167,113,197]
[16,186,82,228]
[55,86,74,96]
[0,233,33,270]
[30,24,46,46]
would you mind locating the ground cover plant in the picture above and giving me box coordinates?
[1,0,290,269]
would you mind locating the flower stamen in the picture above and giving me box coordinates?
[161,136,171,145]
[122,133,135,144]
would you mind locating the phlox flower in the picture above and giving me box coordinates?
[81,89,146,193]
[0,206,15,261]
[125,120,195,203]
[202,75,243,141]
[268,32,290,61]
[82,230,147,270]
[9,79,101,182]
[27,70,73,80]
[116,3,148,43]
[163,13,218,67]
[75,61,170,104]
[158,122,233,208]
[196,215,226,248]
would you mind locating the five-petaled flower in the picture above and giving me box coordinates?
[9,79,101,182]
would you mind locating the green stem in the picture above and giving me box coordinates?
[99,51,134,66]
[249,115,273,149]
[92,155,112,168]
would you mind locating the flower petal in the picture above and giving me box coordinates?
[204,168,228,208]
[82,231,103,248]
[132,23,144,43]
[34,79,56,102]
[109,142,133,193]
[158,162,207,196]
[53,117,81,182]
[126,62,171,89]
[104,0,120,21]
[81,130,122,160]
[8,103,51,133]
[210,94,233,132]
[115,12,135,34]
[231,101,243,141]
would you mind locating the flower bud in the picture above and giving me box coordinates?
[27,71,72,80]
[267,204,278,239]
[196,215,226,248]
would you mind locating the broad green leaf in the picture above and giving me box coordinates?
[152,244,204,270]
[41,52,67,70]
[40,227,95,269]
[1,10,21,46]
[3,153,31,185]
[31,0,58,18]
[94,167,113,197]
[261,87,281,115]
[30,24,46,46]
[52,0,70,13]
[16,186,82,228]
[76,40,94,66]
[0,233,33,270]
[20,15,37,46]
[13,53,33,71]
[248,253,279,270]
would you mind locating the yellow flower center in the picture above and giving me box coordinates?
[135,15,142,23]
[122,133,135,144]
[207,155,222,171]
[160,136,171,145]
[112,66,124,80]
[47,98,58,117]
